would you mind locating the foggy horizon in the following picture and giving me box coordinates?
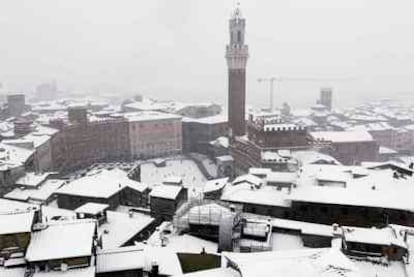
[1,0,414,109]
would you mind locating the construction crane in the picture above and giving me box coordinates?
[257,76,353,112]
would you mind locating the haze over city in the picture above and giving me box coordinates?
[3,1,414,277]
[1,0,414,108]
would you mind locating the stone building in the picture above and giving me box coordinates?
[311,131,379,165]
[0,211,37,259]
[25,219,97,272]
[48,108,130,172]
[318,87,333,111]
[182,115,227,154]
[55,169,149,210]
[226,6,249,137]
[231,114,312,173]
[126,112,182,160]
[7,94,26,117]
[149,184,187,221]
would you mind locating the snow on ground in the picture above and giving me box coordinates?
[140,158,207,198]
[271,233,306,251]
[353,260,406,277]
[0,267,25,277]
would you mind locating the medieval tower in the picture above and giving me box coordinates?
[226,5,249,137]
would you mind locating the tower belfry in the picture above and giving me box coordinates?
[226,4,249,137]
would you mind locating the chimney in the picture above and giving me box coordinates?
[150,262,159,277]
[61,263,68,272]
[331,223,343,249]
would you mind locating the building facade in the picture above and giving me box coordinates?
[7,94,26,117]
[182,115,227,154]
[127,112,182,160]
[319,88,333,111]
[311,131,379,165]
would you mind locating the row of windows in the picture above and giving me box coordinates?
[131,122,178,130]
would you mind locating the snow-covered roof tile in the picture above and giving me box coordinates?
[26,219,96,262]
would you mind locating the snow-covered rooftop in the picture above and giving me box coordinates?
[232,174,263,187]
[118,245,182,276]
[203,177,228,194]
[266,172,297,184]
[98,211,155,249]
[248,167,272,177]
[221,183,291,208]
[182,114,227,124]
[15,172,55,188]
[291,150,340,165]
[0,143,34,170]
[75,202,109,215]
[122,111,181,122]
[311,130,374,143]
[343,226,407,248]
[32,266,95,277]
[223,248,359,277]
[0,267,26,277]
[56,168,148,199]
[0,198,38,213]
[150,184,183,200]
[96,246,144,273]
[26,219,96,262]
[5,179,65,203]
[0,210,35,235]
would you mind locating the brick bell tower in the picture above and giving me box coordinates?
[226,4,249,137]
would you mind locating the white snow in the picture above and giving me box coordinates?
[271,233,306,251]
[57,168,148,199]
[221,183,291,208]
[140,158,206,198]
[75,203,109,215]
[311,130,374,143]
[99,211,155,249]
[96,246,144,273]
[343,226,407,248]
[145,229,218,254]
[15,172,53,188]
[150,184,183,200]
[353,260,406,277]
[5,179,65,203]
[0,211,35,235]
[32,266,95,277]
[223,248,359,277]
[26,219,96,262]
[0,267,26,277]
[203,178,228,194]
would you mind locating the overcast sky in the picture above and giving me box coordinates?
[1,0,414,108]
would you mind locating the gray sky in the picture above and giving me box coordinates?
[1,0,414,108]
